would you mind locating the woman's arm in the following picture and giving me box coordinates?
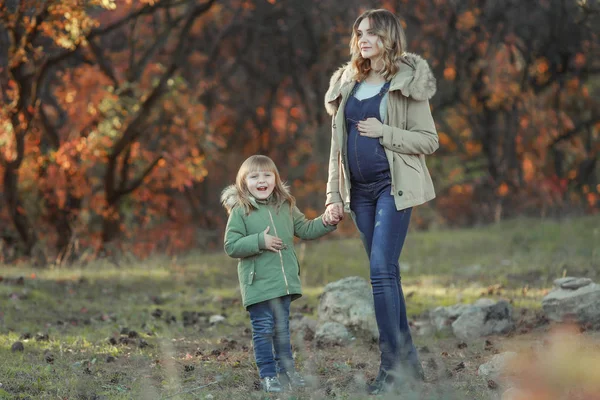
[326,116,343,205]
[380,99,439,155]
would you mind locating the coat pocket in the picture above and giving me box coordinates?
[292,250,301,276]
[398,153,422,173]
[239,259,256,286]
[392,153,424,201]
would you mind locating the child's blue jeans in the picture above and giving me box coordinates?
[247,295,294,378]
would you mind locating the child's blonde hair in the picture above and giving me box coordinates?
[228,155,295,215]
[350,9,407,82]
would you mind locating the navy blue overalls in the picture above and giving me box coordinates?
[344,80,419,373]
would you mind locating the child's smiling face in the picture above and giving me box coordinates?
[245,170,276,200]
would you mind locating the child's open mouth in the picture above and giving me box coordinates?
[257,187,268,191]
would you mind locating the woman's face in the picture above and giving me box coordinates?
[357,18,381,61]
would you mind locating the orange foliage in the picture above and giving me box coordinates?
[523,157,535,182]
[503,326,600,400]
[0,0,597,259]
[443,67,456,81]
[497,182,509,197]
[456,11,477,30]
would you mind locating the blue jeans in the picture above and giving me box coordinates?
[247,295,294,378]
[350,180,419,372]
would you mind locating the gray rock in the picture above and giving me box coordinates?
[474,298,497,307]
[315,322,351,346]
[412,319,436,336]
[11,341,24,352]
[542,281,600,324]
[556,277,592,290]
[290,315,317,340]
[429,299,515,339]
[553,277,573,286]
[452,301,514,340]
[429,304,472,334]
[317,276,378,340]
[209,315,226,325]
[478,352,518,380]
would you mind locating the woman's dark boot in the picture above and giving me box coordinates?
[367,368,395,395]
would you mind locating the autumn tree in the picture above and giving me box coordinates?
[395,0,600,222]
[1,0,218,260]
[0,0,598,262]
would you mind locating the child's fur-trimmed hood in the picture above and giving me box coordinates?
[324,52,436,116]
[221,184,241,213]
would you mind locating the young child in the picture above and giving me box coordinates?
[221,155,339,393]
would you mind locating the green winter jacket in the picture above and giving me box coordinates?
[221,185,336,308]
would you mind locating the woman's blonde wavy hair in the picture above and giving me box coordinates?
[233,155,295,215]
[350,9,407,82]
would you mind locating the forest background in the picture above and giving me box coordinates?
[1,0,599,264]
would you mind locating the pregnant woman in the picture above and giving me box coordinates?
[323,8,439,395]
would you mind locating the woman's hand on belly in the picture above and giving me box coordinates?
[357,117,384,138]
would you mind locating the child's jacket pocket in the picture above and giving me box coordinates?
[239,259,256,286]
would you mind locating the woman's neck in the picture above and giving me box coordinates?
[365,57,386,84]
[365,68,386,84]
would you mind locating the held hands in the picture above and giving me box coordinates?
[323,202,344,226]
[356,117,384,138]
[263,226,284,252]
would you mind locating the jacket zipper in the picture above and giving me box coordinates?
[267,209,289,295]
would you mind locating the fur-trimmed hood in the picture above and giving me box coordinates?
[220,183,293,213]
[221,184,240,213]
[324,52,436,116]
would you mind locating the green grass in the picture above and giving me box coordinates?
[303,214,599,287]
[0,215,598,399]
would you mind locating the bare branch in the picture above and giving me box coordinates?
[105,0,217,200]
[127,14,185,82]
[116,155,163,198]
[19,2,50,52]
[88,0,194,40]
[87,39,120,88]
[39,105,60,148]
[550,117,600,147]
[118,146,133,193]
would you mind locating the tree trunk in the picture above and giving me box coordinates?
[3,164,36,256]
[55,210,73,258]
[101,202,122,246]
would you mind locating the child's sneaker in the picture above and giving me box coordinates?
[261,376,283,392]
[280,370,306,388]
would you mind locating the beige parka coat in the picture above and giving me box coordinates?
[324,52,439,212]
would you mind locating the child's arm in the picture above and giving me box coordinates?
[224,207,267,258]
[292,206,336,240]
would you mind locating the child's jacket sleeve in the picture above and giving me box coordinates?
[292,206,336,240]
[224,207,265,258]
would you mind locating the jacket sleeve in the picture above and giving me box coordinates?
[380,98,439,155]
[326,116,343,206]
[293,206,336,240]
[224,207,265,258]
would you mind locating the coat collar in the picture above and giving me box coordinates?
[220,184,291,213]
[324,52,436,116]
